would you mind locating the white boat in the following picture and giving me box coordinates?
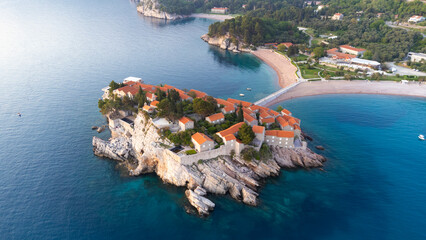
[419,135,425,140]
[246,88,252,91]
[239,93,245,97]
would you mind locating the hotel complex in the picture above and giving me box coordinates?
[104,78,306,160]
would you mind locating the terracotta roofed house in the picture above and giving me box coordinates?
[331,13,343,20]
[150,100,159,108]
[265,130,295,148]
[339,45,366,56]
[259,117,275,127]
[252,125,265,142]
[408,15,425,23]
[281,109,292,116]
[276,116,293,131]
[206,112,225,124]
[244,113,258,126]
[227,98,252,108]
[179,117,194,131]
[216,122,244,140]
[143,105,154,113]
[114,85,139,98]
[191,132,214,152]
[216,98,236,114]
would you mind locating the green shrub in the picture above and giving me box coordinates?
[186,150,197,155]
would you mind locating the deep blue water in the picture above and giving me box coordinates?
[1,0,426,239]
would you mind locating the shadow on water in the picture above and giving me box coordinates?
[208,46,262,70]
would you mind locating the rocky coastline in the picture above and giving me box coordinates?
[136,0,185,20]
[93,113,326,216]
[201,34,251,52]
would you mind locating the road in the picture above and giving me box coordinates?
[385,21,426,38]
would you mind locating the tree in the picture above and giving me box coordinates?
[344,74,352,80]
[313,47,325,59]
[135,87,146,109]
[193,98,216,117]
[277,44,287,52]
[276,105,284,112]
[237,104,244,122]
[287,45,298,56]
[155,88,167,101]
[363,50,373,60]
[108,80,123,94]
[238,123,255,144]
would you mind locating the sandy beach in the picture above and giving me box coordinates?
[252,49,299,88]
[190,13,234,21]
[264,80,426,107]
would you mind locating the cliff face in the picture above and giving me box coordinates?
[137,0,184,20]
[201,33,251,52]
[92,112,326,215]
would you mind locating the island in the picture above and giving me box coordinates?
[93,77,326,215]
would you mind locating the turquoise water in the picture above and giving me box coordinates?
[1,0,426,239]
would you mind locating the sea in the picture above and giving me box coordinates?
[0,0,425,239]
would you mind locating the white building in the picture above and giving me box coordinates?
[331,13,343,20]
[192,132,214,152]
[179,117,194,131]
[408,52,426,62]
[408,15,425,23]
[340,45,366,56]
[211,7,229,14]
[123,76,142,84]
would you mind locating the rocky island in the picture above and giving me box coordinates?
[93,77,325,215]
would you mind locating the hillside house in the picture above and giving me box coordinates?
[192,132,214,152]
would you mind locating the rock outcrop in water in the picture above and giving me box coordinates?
[201,33,251,52]
[92,112,326,216]
[137,0,184,20]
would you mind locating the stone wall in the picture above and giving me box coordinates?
[164,145,233,165]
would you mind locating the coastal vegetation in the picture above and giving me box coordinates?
[208,15,308,46]
[156,0,425,62]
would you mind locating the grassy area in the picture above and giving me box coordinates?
[298,64,321,79]
[291,54,309,62]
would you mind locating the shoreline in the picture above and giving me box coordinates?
[251,49,299,88]
[249,49,425,106]
[190,13,234,21]
[264,80,426,107]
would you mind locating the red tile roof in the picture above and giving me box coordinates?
[116,85,139,96]
[280,42,293,48]
[179,116,193,124]
[276,116,289,127]
[150,100,159,107]
[223,105,235,113]
[192,132,213,145]
[206,112,225,122]
[217,122,244,138]
[265,130,294,138]
[227,98,252,107]
[252,125,265,134]
[260,117,275,124]
[281,109,292,116]
[244,113,256,123]
[340,45,366,52]
[259,109,273,119]
[223,134,236,141]
[189,89,207,98]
